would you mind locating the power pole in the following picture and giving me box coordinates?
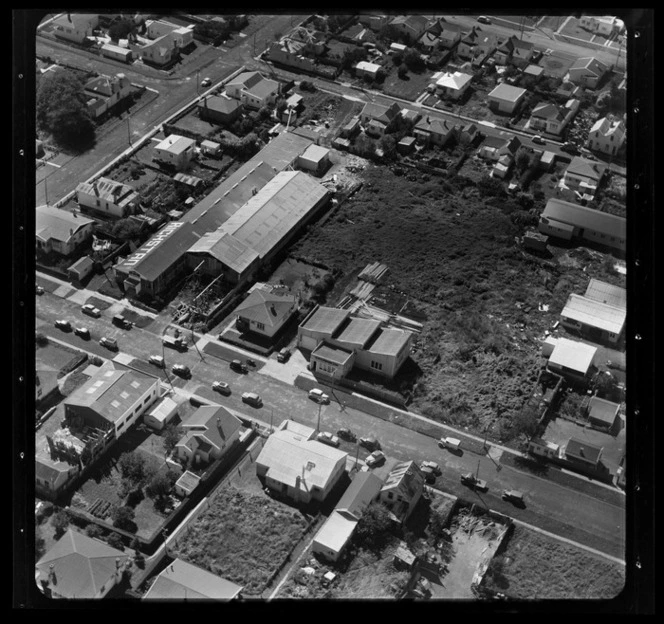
[127,115,131,145]
[316,403,321,433]
[190,326,205,362]
[161,340,175,393]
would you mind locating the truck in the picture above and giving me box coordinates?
[162,335,187,351]
[460,472,487,491]
[112,314,132,329]
[438,437,461,452]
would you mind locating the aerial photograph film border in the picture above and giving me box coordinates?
[13,8,654,612]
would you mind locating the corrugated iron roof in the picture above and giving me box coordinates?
[548,337,597,374]
[561,293,626,335]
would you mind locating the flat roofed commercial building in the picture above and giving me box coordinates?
[560,293,626,343]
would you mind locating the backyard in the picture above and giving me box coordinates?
[481,523,626,599]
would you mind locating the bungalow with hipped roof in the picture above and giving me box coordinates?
[566,57,608,89]
[36,204,95,257]
[413,116,457,146]
[487,83,527,114]
[255,420,348,504]
[197,94,243,126]
[562,156,607,196]
[35,529,130,599]
[143,558,243,601]
[233,283,297,339]
[176,405,242,466]
[434,70,473,100]
[225,71,280,110]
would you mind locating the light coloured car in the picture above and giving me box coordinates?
[99,336,118,351]
[212,381,231,395]
[242,392,263,407]
[477,15,491,24]
[149,355,165,368]
[81,304,101,318]
[420,461,441,475]
[308,388,330,404]
[316,432,340,447]
[74,327,90,339]
[54,319,71,331]
[201,77,212,87]
[365,450,386,468]
[532,135,546,145]
[36,284,44,295]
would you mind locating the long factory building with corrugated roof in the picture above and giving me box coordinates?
[114,131,331,298]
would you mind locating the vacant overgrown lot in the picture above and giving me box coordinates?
[290,164,623,441]
[483,524,625,599]
[170,486,310,597]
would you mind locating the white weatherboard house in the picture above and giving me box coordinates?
[153,134,196,170]
[255,420,347,504]
[587,115,626,156]
[36,204,95,256]
[434,71,473,100]
[545,337,597,382]
[76,177,139,219]
[560,293,626,344]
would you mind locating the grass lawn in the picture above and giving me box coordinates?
[170,486,310,597]
[382,67,432,101]
[483,524,625,599]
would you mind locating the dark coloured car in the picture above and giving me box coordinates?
[461,472,488,491]
[359,437,381,452]
[337,428,356,442]
[74,327,90,339]
[171,364,191,378]
[230,359,248,373]
[54,320,72,331]
[277,348,291,363]
[560,142,580,155]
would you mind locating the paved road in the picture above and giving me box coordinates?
[36,274,626,560]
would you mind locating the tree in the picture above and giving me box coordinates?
[397,65,409,80]
[85,524,105,540]
[511,403,541,440]
[107,532,125,551]
[36,69,94,148]
[340,46,368,71]
[403,49,425,73]
[163,423,182,455]
[35,527,46,560]
[112,505,136,532]
[477,174,507,199]
[353,502,393,551]
[36,332,49,347]
[118,451,156,497]
[392,51,404,66]
[379,134,398,161]
[145,469,177,501]
[51,510,70,539]
[108,18,135,42]
[111,218,143,240]
[515,149,533,173]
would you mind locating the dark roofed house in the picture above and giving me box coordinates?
[389,15,429,42]
[413,116,457,146]
[564,438,603,468]
[379,461,425,523]
[566,56,608,89]
[587,396,621,434]
[360,101,402,126]
[563,156,607,193]
[198,95,242,125]
[234,283,298,338]
[35,529,130,599]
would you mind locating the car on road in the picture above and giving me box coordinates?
[532,135,546,145]
[420,466,437,484]
[277,347,291,363]
[560,142,580,155]
[201,77,212,87]
[74,327,90,339]
[365,450,386,468]
[241,392,263,407]
[81,304,101,318]
[359,437,381,452]
[337,428,356,442]
[54,319,72,331]
[460,472,488,491]
[420,461,441,476]
[36,284,44,295]
[502,489,525,505]
[438,436,461,451]
[149,355,165,368]
[477,15,491,24]
[99,336,118,351]
[112,314,132,329]
[316,431,340,447]
[171,364,191,378]
[308,388,330,404]
[230,359,249,373]
[212,381,231,395]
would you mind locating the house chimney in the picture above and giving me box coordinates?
[270,304,277,316]
[48,564,56,584]
[67,12,72,22]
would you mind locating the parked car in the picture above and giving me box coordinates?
[337,428,356,442]
[560,142,580,155]
[36,284,44,295]
[171,364,191,378]
[81,304,101,318]
[149,355,165,368]
[316,431,340,447]
[99,336,118,351]
[242,392,263,407]
[420,461,441,476]
[420,466,437,484]
[74,327,90,339]
[212,381,231,395]
[502,489,525,505]
[230,359,248,373]
[54,319,71,331]
[308,388,330,404]
[460,472,488,491]
[365,450,386,468]
[359,437,381,452]
[276,348,291,363]
[532,135,546,145]
[477,15,491,24]
[438,437,461,451]
[201,77,211,87]
[246,358,257,367]
[112,314,132,329]
[162,335,187,351]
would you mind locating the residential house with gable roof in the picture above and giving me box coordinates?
[176,405,243,467]
[225,71,280,110]
[587,115,626,156]
[36,529,130,599]
[389,15,429,43]
[413,116,457,146]
[52,13,99,44]
[494,35,535,65]
[312,471,383,562]
[564,438,604,469]
[83,73,132,119]
[562,156,607,196]
[359,101,403,137]
[566,57,608,89]
[143,558,243,601]
[76,176,139,218]
[233,283,298,338]
[560,293,626,344]
[378,461,425,523]
[478,135,522,162]
[545,337,598,383]
[434,20,464,49]
[528,99,580,136]
[36,204,95,256]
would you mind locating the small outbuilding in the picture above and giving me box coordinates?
[297,144,331,176]
[143,396,180,430]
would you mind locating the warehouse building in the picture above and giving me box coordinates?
[538,198,626,253]
[560,293,626,344]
